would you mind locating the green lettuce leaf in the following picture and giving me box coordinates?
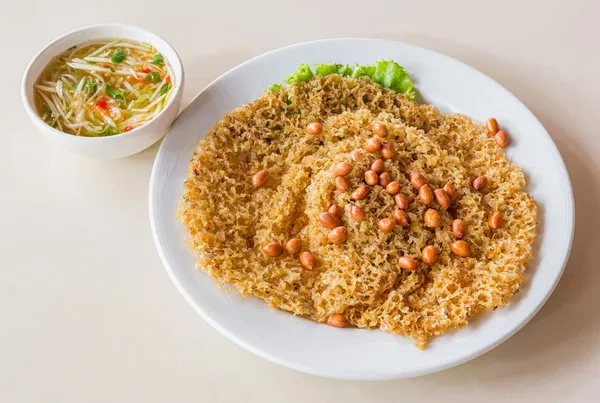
[315,63,353,76]
[369,60,416,100]
[284,63,314,84]
[270,60,416,100]
[350,65,376,78]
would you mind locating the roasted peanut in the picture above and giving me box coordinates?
[333,162,353,176]
[335,176,349,191]
[451,240,471,257]
[381,143,397,160]
[393,195,408,211]
[252,169,269,188]
[424,208,441,228]
[285,238,302,254]
[378,172,392,187]
[443,182,457,201]
[378,218,396,232]
[495,130,510,148]
[299,251,317,270]
[422,245,439,265]
[350,205,366,221]
[328,226,348,244]
[372,122,389,138]
[419,184,434,205]
[262,241,283,257]
[352,185,370,200]
[351,149,364,162]
[452,219,466,238]
[319,212,341,229]
[371,159,385,174]
[328,204,343,218]
[365,137,382,152]
[472,176,488,191]
[386,181,401,195]
[485,117,499,135]
[306,122,322,135]
[399,256,419,270]
[434,188,451,209]
[364,170,379,186]
[327,313,345,327]
[393,210,410,227]
[410,172,426,190]
[488,210,503,229]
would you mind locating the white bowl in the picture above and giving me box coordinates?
[21,23,184,159]
[149,38,574,380]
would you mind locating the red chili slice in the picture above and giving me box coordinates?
[95,98,108,109]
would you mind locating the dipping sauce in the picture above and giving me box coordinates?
[35,39,175,137]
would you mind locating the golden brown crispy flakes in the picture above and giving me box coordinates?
[178,75,536,348]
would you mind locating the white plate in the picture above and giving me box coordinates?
[149,39,574,380]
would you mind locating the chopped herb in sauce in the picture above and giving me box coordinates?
[109,49,126,64]
[151,53,164,65]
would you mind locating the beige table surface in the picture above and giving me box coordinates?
[2,0,599,401]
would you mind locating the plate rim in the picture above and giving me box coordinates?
[149,37,575,380]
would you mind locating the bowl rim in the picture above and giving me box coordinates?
[21,22,185,141]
